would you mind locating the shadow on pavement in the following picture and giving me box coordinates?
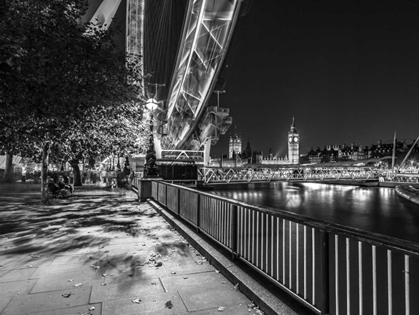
[0,185,189,287]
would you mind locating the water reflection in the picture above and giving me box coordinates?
[211,182,418,242]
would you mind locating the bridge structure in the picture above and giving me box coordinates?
[199,162,420,184]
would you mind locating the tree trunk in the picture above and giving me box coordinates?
[41,143,50,204]
[71,161,82,186]
[4,152,14,182]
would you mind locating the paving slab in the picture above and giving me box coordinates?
[0,255,55,270]
[90,276,164,302]
[29,263,106,280]
[163,261,215,276]
[30,275,100,294]
[1,286,92,315]
[0,279,38,296]
[0,270,9,278]
[31,303,102,315]
[50,254,98,266]
[102,292,187,315]
[0,296,13,314]
[161,272,226,293]
[0,268,36,282]
[179,304,254,315]
[178,286,247,312]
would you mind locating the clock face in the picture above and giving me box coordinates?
[294,137,298,142]
[289,137,293,143]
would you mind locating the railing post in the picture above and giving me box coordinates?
[165,183,168,206]
[231,204,238,260]
[196,193,200,233]
[177,188,181,218]
[321,230,330,315]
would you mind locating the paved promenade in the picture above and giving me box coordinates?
[0,184,264,315]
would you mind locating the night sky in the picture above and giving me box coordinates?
[210,0,419,158]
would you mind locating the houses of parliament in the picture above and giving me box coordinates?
[222,118,418,166]
[225,118,300,165]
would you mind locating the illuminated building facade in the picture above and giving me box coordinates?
[229,133,242,159]
[288,118,299,164]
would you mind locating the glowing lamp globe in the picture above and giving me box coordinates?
[146,98,158,111]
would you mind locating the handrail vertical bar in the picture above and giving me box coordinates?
[289,221,292,289]
[296,223,299,294]
[196,193,201,232]
[346,238,350,315]
[404,255,410,315]
[321,231,330,315]
[387,250,392,315]
[165,182,168,206]
[312,228,315,304]
[304,225,307,300]
[372,245,377,315]
[231,204,238,259]
[177,187,181,218]
[335,235,339,315]
[283,219,286,285]
[358,241,363,315]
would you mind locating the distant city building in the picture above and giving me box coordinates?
[228,132,242,159]
[288,117,299,164]
[304,139,418,163]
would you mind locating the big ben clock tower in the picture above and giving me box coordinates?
[288,117,299,164]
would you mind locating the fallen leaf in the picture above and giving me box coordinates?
[165,300,173,309]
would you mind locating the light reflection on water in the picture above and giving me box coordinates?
[211,182,419,242]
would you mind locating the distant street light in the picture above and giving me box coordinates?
[146,98,159,112]
[144,98,159,178]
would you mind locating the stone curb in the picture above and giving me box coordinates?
[148,199,313,315]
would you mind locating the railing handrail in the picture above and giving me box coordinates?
[155,180,419,256]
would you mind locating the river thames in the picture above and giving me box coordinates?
[211,182,418,242]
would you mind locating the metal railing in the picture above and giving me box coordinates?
[150,180,418,315]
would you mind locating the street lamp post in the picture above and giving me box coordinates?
[144,98,159,178]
